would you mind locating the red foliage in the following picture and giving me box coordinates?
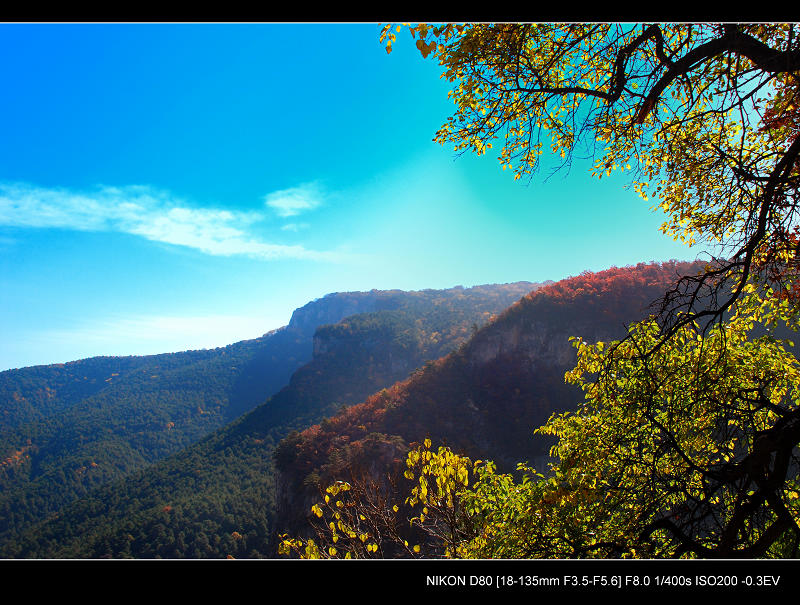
[279,260,707,487]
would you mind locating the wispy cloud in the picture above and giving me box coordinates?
[280,222,309,232]
[264,182,323,217]
[0,182,337,261]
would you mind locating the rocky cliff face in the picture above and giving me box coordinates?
[465,312,630,375]
[286,292,387,338]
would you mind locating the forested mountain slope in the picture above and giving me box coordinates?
[2,282,537,558]
[272,261,707,540]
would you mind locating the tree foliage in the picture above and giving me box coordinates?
[278,439,480,558]
[375,22,800,557]
[548,287,800,557]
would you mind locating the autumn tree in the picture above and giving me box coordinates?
[378,23,800,558]
[278,439,479,558]
[280,23,800,560]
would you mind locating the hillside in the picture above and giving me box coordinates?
[1,285,507,551]
[1,281,538,558]
[272,261,708,541]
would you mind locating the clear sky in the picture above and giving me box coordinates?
[0,23,703,371]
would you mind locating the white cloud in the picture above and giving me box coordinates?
[280,222,309,232]
[0,182,337,261]
[264,183,322,217]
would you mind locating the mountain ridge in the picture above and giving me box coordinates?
[0,281,539,557]
[272,260,708,543]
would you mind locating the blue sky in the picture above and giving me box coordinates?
[0,23,702,371]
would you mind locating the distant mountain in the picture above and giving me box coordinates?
[272,261,708,541]
[1,281,539,558]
